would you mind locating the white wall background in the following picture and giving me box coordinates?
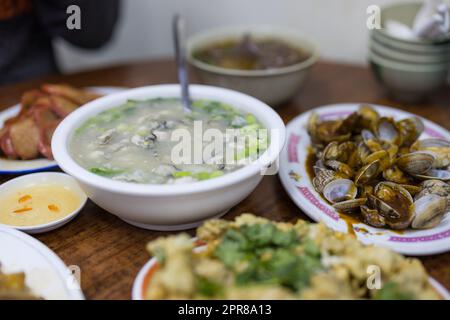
[55,0,405,72]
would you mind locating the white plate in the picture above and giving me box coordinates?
[0,225,84,299]
[0,86,124,175]
[279,103,450,256]
[0,172,87,234]
[132,254,450,300]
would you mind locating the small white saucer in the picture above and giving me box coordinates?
[0,172,87,234]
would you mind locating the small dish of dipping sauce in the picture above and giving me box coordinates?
[0,172,87,234]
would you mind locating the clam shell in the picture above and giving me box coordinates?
[361,205,386,227]
[307,112,351,145]
[357,141,371,163]
[377,117,402,146]
[397,117,424,147]
[312,167,337,193]
[322,141,340,161]
[396,151,435,175]
[411,138,450,150]
[324,160,354,178]
[307,112,319,138]
[361,129,383,152]
[369,182,414,229]
[416,180,450,211]
[359,185,374,198]
[411,194,447,229]
[383,166,411,184]
[364,150,390,170]
[375,182,414,204]
[411,138,450,168]
[337,141,357,163]
[322,178,357,204]
[357,104,379,130]
[400,184,421,197]
[355,160,380,186]
[414,169,450,182]
[368,194,414,229]
[361,129,376,142]
[332,198,367,213]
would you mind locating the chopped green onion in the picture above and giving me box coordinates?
[90,167,124,177]
[173,171,192,178]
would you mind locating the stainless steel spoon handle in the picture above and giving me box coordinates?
[172,14,191,112]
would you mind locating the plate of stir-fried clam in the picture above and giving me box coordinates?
[279,103,450,255]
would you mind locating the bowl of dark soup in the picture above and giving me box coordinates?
[188,26,319,106]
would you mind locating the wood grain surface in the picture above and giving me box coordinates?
[0,59,449,299]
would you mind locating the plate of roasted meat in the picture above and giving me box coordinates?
[0,85,123,174]
[279,103,450,255]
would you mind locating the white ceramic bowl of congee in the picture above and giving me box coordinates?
[52,84,285,230]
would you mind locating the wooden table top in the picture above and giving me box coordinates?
[0,59,449,300]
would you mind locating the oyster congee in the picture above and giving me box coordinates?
[70,98,267,184]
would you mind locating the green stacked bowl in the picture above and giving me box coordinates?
[369,2,450,102]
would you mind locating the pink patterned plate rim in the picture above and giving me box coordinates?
[279,103,450,256]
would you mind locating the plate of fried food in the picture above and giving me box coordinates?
[0,85,123,174]
[132,214,449,300]
[279,103,450,256]
[0,225,83,299]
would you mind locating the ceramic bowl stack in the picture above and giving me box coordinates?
[369,2,450,102]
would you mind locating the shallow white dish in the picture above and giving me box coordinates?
[132,246,450,300]
[52,84,286,231]
[279,103,450,256]
[0,225,84,299]
[0,86,124,175]
[0,172,87,234]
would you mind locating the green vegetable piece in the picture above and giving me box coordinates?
[373,282,413,300]
[195,172,211,181]
[272,228,299,247]
[240,224,276,247]
[214,222,322,293]
[245,114,256,124]
[117,123,132,133]
[240,124,261,134]
[153,248,166,265]
[196,276,223,298]
[75,101,137,135]
[173,171,192,178]
[90,167,124,177]
[214,229,249,267]
[303,239,321,257]
[209,170,224,178]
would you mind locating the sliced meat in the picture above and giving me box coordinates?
[32,103,59,124]
[17,91,50,120]
[49,95,78,117]
[0,114,22,159]
[9,116,40,160]
[3,114,20,127]
[0,126,17,159]
[42,84,100,105]
[21,89,45,110]
[37,121,59,159]
[32,105,61,159]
